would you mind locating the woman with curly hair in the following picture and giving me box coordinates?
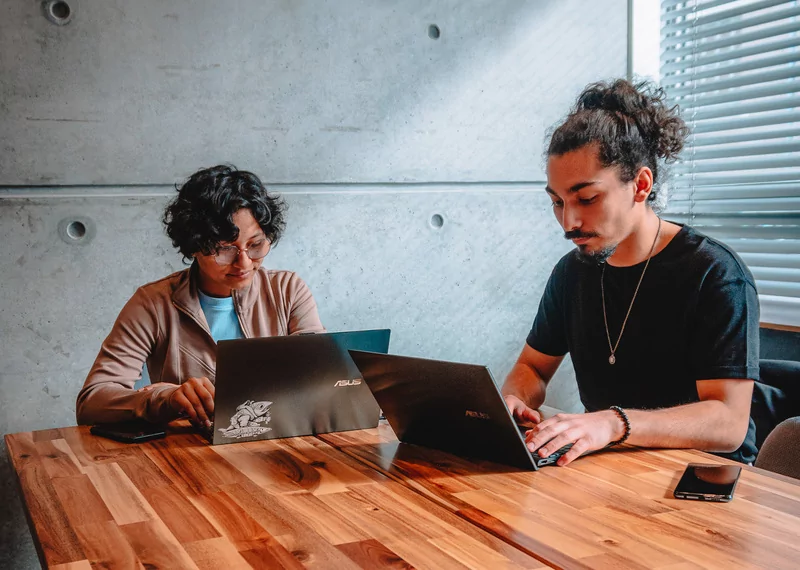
[76,165,324,426]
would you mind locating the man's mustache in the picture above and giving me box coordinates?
[564,229,599,240]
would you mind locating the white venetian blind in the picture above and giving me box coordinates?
[661,0,800,327]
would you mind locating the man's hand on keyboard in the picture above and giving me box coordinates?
[504,394,543,426]
[524,410,625,466]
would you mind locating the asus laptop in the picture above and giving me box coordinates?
[348,350,570,470]
[208,329,390,445]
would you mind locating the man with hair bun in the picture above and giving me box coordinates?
[76,165,324,426]
[502,79,759,465]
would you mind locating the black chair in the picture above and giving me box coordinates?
[754,417,800,479]
[751,359,800,456]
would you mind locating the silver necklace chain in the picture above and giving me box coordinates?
[601,217,662,365]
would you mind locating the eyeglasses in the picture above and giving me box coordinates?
[214,239,270,265]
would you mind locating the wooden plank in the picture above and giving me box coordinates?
[457,506,593,570]
[33,428,64,442]
[35,439,85,479]
[428,534,546,570]
[190,489,273,550]
[120,519,200,569]
[140,484,222,544]
[83,463,155,525]
[279,435,387,492]
[316,433,477,512]
[116,452,174,490]
[223,480,361,568]
[142,437,247,494]
[183,537,253,570]
[458,487,684,568]
[453,489,604,560]
[51,475,115,528]
[211,443,322,494]
[594,504,786,569]
[5,431,40,472]
[336,538,414,569]
[276,492,373,545]
[12,460,87,566]
[50,562,93,570]
[73,521,144,570]
[320,486,543,569]
[238,544,307,570]
[211,443,292,492]
[60,426,142,467]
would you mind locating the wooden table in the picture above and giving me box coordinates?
[7,421,800,570]
[320,426,800,570]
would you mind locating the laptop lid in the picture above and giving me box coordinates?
[348,350,538,470]
[212,329,390,444]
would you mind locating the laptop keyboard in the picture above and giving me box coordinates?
[515,425,573,466]
[531,443,573,467]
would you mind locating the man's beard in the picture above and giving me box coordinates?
[576,243,617,264]
[564,229,617,265]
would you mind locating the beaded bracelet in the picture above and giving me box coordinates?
[608,406,631,446]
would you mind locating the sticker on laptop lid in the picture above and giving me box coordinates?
[219,399,273,439]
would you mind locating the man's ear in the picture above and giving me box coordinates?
[632,166,654,204]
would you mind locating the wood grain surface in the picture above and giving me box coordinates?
[318,423,800,570]
[6,423,547,569]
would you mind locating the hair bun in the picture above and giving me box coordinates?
[575,79,688,162]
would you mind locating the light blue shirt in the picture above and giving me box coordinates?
[198,291,244,342]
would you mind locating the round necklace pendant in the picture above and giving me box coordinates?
[609,354,616,365]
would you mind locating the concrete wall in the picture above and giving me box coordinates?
[0,1,628,567]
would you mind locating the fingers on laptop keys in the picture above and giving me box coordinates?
[525,413,585,466]
[504,395,543,425]
[169,377,215,427]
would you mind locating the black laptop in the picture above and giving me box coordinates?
[208,329,390,445]
[348,350,570,470]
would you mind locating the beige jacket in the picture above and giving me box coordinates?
[76,265,325,424]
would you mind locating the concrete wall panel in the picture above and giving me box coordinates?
[1,0,627,185]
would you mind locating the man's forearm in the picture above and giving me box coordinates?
[502,363,548,409]
[624,400,749,452]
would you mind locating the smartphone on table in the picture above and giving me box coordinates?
[673,463,742,502]
[90,421,166,443]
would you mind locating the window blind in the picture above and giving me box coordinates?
[661,0,800,327]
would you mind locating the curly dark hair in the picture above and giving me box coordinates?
[547,79,689,211]
[163,165,286,261]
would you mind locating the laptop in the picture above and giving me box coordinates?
[207,329,390,445]
[348,350,571,470]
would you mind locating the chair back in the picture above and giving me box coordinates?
[754,417,800,479]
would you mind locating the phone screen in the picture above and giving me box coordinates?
[674,463,741,501]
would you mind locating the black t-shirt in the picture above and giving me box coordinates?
[527,224,760,460]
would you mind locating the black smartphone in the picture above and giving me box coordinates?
[90,421,167,444]
[673,463,742,502]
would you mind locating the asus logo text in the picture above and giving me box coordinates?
[465,410,490,420]
[333,379,362,387]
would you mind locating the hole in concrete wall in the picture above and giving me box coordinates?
[43,1,73,25]
[51,1,70,19]
[66,221,86,240]
[428,24,441,39]
[430,214,444,229]
[58,217,95,245]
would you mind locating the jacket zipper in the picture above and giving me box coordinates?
[173,301,215,342]
[231,292,252,338]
